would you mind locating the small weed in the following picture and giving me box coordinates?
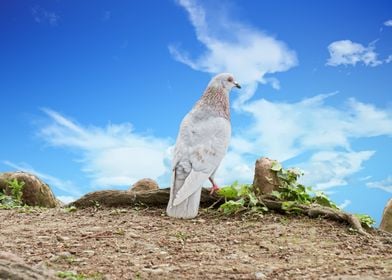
[65,256,77,264]
[57,271,104,280]
[64,206,77,213]
[217,182,267,215]
[0,178,25,209]
[115,228,125,235]
[175,231,188,245]
[216,161,373,225]
[91,200,100,208]
[279,217,290,225]
[109,208,128,215]
[354,214,375,228]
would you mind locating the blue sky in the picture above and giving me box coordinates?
[1,0,391,224]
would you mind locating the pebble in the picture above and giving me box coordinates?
[255,272,267,279]
[83,250,95,257]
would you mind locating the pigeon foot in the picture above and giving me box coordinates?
[209,177,220,195]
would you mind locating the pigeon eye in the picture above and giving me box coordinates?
[227,77,233,82]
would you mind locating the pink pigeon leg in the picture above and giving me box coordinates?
[209,177,220,194]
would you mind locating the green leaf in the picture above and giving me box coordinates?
[238,184,252,196]
[219,199,245,215]
[247,191,259,206]
[271,191,281,199]
[217,185,238,200]
[354,214,375,228]
[281,201,302,213]
[270,161,282,172]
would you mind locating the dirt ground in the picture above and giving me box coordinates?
[0,207,391,280]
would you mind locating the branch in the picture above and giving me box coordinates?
[70,189,369,235]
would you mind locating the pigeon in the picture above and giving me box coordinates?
[166,73,241,219]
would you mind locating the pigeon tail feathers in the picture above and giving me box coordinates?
[172,170,209,206]
[166,188,202,219]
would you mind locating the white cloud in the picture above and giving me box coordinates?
[31,6,59,26]
[57,196,77,204]
[326,40,382,67]
[2,160,81,196]
[339,199,352,209]
[298,150,375,189]
[170,0,297,102]
[367,176,392,193]
[384,20,392,27]
[236,93,392,162]
[214,94,392,188]
[214,151,254,186]
[170,0,392,190]
[38,108,171,188]
[386,55,392,64]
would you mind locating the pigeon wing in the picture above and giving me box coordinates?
[172,116,231,206]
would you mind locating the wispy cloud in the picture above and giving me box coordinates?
[339,199,351,209]
[38,108,171,188]
[384,19,392,27]
[31,6,60,26]
[57,196,77,204]
[235,94,392,162]
[367,176,392,193]
[215,94,391,189]
[169,0,297,104]
[171,0,392,190]
[326,40,382,67]
[2,160,81,196]
[298,150,374,189]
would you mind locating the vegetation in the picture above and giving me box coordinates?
[0,178,25,209]
[355,213,375,228]
[217,182,267,215]
[56,271,104,280]
[217,161,375,228]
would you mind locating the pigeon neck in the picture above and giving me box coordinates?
[198,85,230,120]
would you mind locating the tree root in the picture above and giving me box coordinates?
[70,188,369,236]
[260,196,369,236]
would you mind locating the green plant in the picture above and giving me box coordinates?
[56,271,104,280]
[175,231,188,245]
[217,182,267,215]
[216,162,357,218]
[6,178,25,202]
[354,214,375,228]
[0,178,25,209]
[64,205,77,213]
[270,162,339,210]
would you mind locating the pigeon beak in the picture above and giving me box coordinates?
[234,82,241,89]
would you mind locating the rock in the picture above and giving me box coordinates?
[0,171,60,207]
[130,178,159,193]
[0,251,57,280]
[252,157,281,195]
[380,198,392,233]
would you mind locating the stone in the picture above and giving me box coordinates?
[380,198,392,233]
[0,251,57,280]
[252,157,281,195]
[130,178,159,193]
[0,171,60,208]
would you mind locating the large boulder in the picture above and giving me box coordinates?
[129,178,159,193]
[380,198,392,233]
[0,251,57,280]
[0,172,60,208]
[252,157,281,195]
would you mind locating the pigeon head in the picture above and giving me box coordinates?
[209,73,241,91]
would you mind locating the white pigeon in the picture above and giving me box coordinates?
[166,73,241,219]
